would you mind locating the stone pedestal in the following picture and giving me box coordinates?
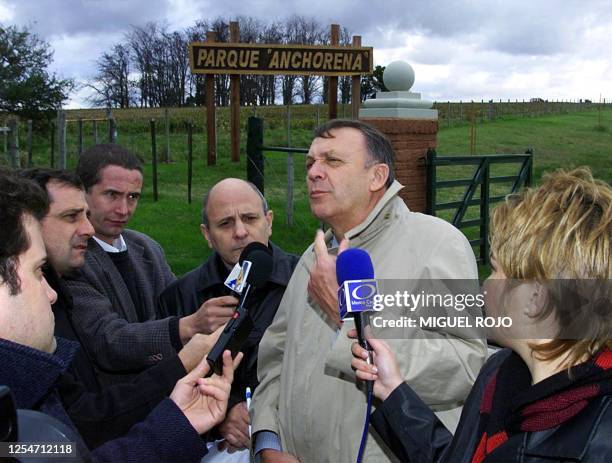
[361,118,436,212]
[359,61,438,213]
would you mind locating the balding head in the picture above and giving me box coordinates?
[202,179,268,227]
[200,178,273,266]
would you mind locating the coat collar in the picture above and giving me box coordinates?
[87,230,145,260]
[522,395,611,460]
[322,180,405,250]
[0,337,78,408]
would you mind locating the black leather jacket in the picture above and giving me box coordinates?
[157,242,299,410]
[371,349,612,463]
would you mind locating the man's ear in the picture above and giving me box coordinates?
[369,163,389,193]
[524,282,549,318]
[265,210,274,237]
[199,224,213,249]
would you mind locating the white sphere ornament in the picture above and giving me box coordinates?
[383,61,415,92]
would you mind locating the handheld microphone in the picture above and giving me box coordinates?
[336,249,377,392]
[206,242,273,376]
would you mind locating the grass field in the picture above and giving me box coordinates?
[3,106,611,276]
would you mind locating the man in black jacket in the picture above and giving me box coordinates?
[21,168,220,448]
[0,168,239,462]
[158,178,299,455]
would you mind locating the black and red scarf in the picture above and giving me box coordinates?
[471,348,612,463]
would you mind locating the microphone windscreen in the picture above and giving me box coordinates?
[239,242,273,288]
[336,248,375,284]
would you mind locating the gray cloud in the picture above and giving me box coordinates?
[2,0,170,38]
[2,0,611,105]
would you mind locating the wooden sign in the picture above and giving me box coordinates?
[190,43,373,76]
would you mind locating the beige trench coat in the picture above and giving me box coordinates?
[251,182,487,462]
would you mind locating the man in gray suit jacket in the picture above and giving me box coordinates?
[65,144,227,386]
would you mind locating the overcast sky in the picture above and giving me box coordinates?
[1,0,611,108]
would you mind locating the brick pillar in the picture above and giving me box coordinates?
[362,118,437,213]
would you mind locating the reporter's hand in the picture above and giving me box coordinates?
[218,401,250,450]
[307,230,348,327]
[170,350,243,434]
[179,295,238,342]
[348,328,403,401]
[261,449,300,462]
[178,325,225,372]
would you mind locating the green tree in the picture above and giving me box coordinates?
[0,24,74,120]
[360,65,388,101]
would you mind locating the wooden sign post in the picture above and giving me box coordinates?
[230,22,240,162]
[205,31,217,166]
[189,23,373,165]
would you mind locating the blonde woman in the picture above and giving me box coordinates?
[350,168,611,463]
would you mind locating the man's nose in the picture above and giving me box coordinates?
[234,219,248,238]
[43,277,58,305]
[115,198,128,216]
[79,217,95,238]
[307,159,325,181]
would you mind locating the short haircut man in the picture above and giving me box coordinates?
[158,178,299,454]
[19,168,226,447]
[0,170,237,461]
[251,120,487,462]
[65,144,239,386]
[62,144,179,386]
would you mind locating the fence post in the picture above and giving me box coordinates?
[286,152,294,226]
[58,111,67,169]
[286,104,291,145]
[447,101,451,127]
[351,35,362,120]
[480,159,490,265]
[27,120,33,167]
[150,119,158,202]
[187,121,193,204]
[459,101,463,123]
[93,119,98,144]
[286,105,294,226]
[164,107,170,162]
[246,117,264,195]
[488,100,494,121]
[525,148,533,187]
[77,118,83,159]
[107,109,116,143]
[50,121,55,167]
[8,119,19,168]
[425,148,436,215]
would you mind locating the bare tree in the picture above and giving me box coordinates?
[164,30,190,106]
[235,16,262,106]
[88,44,135,108]
[185,20,208,106]
[280,16,302,105]
[209,17,230,106]
[257,21,283,105]
[339,26,352,104]
[293,17,322,104]
[126,22,160,107]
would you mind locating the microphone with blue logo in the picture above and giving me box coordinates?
[206,242,273,376]
[336,248,378,393]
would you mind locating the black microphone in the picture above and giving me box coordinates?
[336,248,377,392]
[206,242,273,376]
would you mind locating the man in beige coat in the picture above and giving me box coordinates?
[251,120,487,462]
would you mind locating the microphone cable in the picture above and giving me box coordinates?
[356,383,374,463]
